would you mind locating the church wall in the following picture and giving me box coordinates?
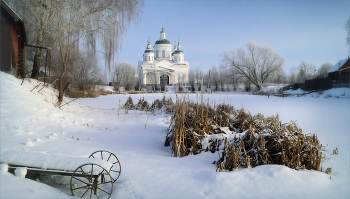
[153,44,172,60]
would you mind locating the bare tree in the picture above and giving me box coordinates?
[188,68,196,91]
[209,66,220,91]
[222,41,285,90]
[289,67,297,84]
[9,0,143,104]
[345,16,350,53]
[195,67,203,91]
[114,62,136,91]
[297,61,316,83]
[316,62,333,78]
[70,50,100,91]
[270,67,287,84]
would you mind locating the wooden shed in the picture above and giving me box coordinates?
[0,0,27,78]
[328,57,350,88]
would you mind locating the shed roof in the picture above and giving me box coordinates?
[328,58,349,73]
[1,0,22,22]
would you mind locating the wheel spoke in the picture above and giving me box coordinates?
[107,153,112,161]
[91,154,95,159]
[112,161,119,164]
[80,167,91,182]
[101,151,103,160]
[97,186,111,195]
[72,176,89,185]
[91,165,93,180]
[81,187,90,198]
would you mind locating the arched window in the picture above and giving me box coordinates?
[162,50,165,58]
[156,50,158,58]
[148,56,150,61]
[175,57,177,61]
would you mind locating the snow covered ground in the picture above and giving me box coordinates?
[1,71,349,198]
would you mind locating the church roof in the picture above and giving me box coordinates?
[173,49,183,54]
[144,49,154,53]
[155,39,171,44]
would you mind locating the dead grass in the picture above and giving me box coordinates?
[125,95,324,172]
[67,88,113,98]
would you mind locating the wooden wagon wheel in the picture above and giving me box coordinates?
[70,163,113,199]
[89,150,121,183]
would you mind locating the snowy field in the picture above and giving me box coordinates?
[0,71,349,198]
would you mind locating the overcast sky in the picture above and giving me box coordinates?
[112,0,350,74]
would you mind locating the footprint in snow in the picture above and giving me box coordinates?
[25,140,34,147]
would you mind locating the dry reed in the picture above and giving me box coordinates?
[124,95,324,172]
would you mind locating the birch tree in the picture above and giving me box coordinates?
[345,16,350,53]
[222,41,285,90]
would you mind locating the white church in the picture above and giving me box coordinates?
[138,28,190,85]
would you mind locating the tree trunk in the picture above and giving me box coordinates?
[30,30,44,79]
[58,62,67,105]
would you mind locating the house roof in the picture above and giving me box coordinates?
[328,58,349,73]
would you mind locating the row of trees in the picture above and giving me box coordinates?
[7,0,143,104]
[187,42,334,92]
[111,54,334,93]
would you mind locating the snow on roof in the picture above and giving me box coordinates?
[328,59,349,73]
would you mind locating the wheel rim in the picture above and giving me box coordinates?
[89,150,121,183]
[70,163,113,199]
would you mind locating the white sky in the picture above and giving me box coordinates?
[112,0,350,75]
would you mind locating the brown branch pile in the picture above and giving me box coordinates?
[164,97,323,172]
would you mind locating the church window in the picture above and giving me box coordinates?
[175,57,177,61]
[162,50,165,58]
[156,50,158,58]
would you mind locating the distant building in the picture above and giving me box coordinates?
[138,28,190,85]
[0,0,27,78]
[328,57,350,87]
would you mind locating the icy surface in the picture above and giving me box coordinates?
[0,72,349,198]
